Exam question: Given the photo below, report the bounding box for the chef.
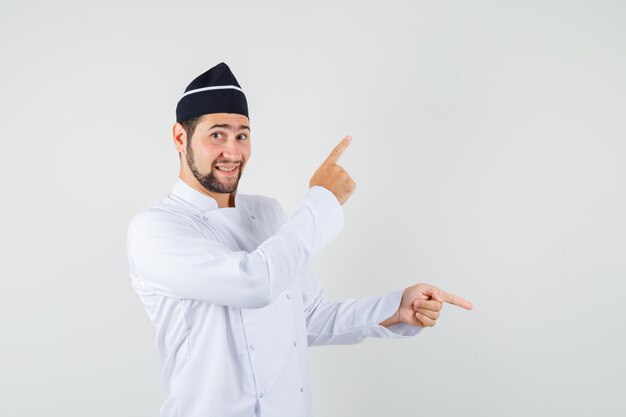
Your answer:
[127,62,473,417]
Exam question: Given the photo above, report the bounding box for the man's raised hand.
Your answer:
[309,135,356,205]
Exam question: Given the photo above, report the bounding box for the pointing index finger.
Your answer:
[440,291,473,310]
[324,135,352,165]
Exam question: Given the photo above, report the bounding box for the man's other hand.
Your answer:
[309,136,356,205]
[380,283,473,328]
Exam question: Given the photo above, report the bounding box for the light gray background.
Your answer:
[1,0,625,416]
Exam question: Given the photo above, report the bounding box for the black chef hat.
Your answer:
[175,62,249,122]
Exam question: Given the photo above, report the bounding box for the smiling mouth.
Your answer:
[215,164,240,176]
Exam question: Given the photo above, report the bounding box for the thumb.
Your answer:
[431,289,445,303]
[415,283,439,300]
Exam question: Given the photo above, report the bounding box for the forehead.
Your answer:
[198,113,250,128]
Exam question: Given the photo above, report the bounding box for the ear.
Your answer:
[172,122,187,154]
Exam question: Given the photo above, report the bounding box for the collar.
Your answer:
[170,178,220,214]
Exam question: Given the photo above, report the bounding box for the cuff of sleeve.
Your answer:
[358,289,423,339]
[300,186,344,254]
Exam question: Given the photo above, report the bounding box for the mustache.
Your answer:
[213,160,243,165]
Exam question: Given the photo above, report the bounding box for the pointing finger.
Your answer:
[323,135,352,165]
[438,290,473,310]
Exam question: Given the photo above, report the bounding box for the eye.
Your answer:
[237,134,248,141]
[210,132,223,140]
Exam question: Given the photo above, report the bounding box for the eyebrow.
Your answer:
[209,123,250,131]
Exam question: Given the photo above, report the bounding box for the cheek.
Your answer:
[243,143,252,160]
[199,143,222,160]
[193,144,221,167]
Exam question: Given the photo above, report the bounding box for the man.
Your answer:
[127,62,472,417]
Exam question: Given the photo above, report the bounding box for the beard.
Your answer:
[186,142,243,194]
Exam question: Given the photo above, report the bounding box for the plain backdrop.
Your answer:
[1,1,625,416]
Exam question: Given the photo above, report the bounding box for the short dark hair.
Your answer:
[179,116,201,159]
[181,116,201,139]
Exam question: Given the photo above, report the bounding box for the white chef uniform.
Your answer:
[127,178,421,417]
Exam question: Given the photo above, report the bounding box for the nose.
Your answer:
[222,139,242,161]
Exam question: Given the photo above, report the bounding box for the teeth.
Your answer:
[216,166,237,172]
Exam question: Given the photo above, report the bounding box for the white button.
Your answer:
[286,294,291,300]
[293,341,297,347]
[202,216,208,221]
[250,215,256,219]
[249,345,254,350]
[300,387,303,393]
[259,392,264,399]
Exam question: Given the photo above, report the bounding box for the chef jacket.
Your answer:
[127,178,421,417]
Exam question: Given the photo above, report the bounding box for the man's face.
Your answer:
[184,113,251,195]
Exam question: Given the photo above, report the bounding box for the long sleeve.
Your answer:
[127,186,343,309]
[300,267,422,346]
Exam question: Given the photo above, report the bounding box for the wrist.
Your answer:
[379,310,401,328]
